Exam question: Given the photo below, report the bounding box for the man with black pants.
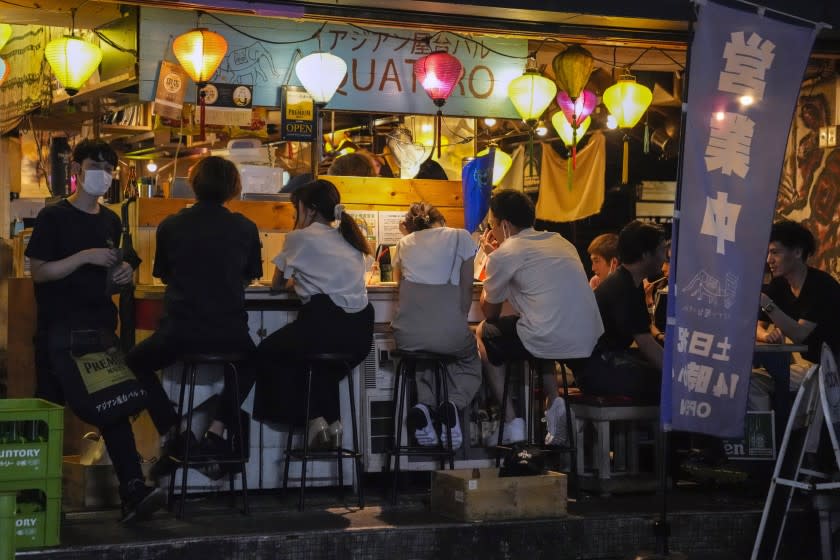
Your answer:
[576,220,668,403]
[125,156,262,482]
[26,139,175,523]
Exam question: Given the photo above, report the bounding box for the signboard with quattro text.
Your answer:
[138,8,527,118]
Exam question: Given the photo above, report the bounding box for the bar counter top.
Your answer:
[134,282,484,300]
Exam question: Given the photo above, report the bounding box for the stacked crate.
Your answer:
[0,399,63,549]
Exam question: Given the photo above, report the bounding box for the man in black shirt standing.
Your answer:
[576,220,668,402]
[26,139,174,523]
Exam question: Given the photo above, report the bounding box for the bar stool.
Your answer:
[169,352,250,519]
[387,350,456,505]
[282,353,364,512]
[496,357,578,497]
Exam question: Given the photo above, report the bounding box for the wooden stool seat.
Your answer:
[570,399,659,496]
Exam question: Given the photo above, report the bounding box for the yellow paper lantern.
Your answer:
[551,45,594,99]
[508,69,557,125]
[603,72,653,184]
[551,113,591,147]
[295,52,347,105]
[44,36,102,96]
[602,73,653,129]
[172,28,227,85]
[477,145,513,186]
[0,24,12,52]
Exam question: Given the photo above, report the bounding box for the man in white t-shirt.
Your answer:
[477,190,604,446]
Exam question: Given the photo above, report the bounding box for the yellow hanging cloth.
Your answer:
[536,131,606,222]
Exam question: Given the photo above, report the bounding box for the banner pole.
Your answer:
[634,6,697,560]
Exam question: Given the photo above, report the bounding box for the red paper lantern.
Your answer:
[414,51,464,158]
[414,51,464,107]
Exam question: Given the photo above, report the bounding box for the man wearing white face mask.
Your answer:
[26,139,173,523]
[476,190,603,447]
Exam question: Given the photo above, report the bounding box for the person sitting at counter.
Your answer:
[477,190,603,447]
[126,156,263,481]
[253,179,374,441]
[391,202,481,450]
[587,233,619,290]
[575,220,667,403]
[25,139,172,523]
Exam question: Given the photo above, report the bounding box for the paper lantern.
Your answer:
[477,145,513,186]
[507,69,556,125]
[551,45,594,100]
[295,52,347,105]
[44,36,102,96]
[414,51,464,158]
[602,73,653,129]
[0,57,8,87]
[552,114,591,147]
[556,89,597,127]
[414,51,463,107]
[172,28,227,85]
[603,72,652,183]
[173,27,228,141]
[0,24,12,52]
[552,113,591,191]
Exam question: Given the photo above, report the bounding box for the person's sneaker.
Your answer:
[502,417,526,444]
[149,430,197,481]
[195,431,241,481]
[406,403,439,446]
[544,397,568,446]
[120,479,165,524]
[438,401,463,450]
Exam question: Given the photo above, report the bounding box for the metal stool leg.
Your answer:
[345,364,364,508]
[282,418,293,495]
[496,366,511,467]
[168,361,190,511]
[391,358,408,505]
[228,362,249,515]
[178,363,199,519]
[437,361,454,470]
[559,362,578,499]
[298,362,314,512]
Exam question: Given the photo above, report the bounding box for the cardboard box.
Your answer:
[62,456,121,509]
[431,468,567,522]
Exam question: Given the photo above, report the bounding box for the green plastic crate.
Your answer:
[0,477,61,549]
[0,399,64,481]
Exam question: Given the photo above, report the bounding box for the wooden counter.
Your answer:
[135,175,465,231]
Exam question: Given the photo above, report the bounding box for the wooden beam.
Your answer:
[136,176,466,230]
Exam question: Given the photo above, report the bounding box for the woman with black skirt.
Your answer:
[254,179,374,436]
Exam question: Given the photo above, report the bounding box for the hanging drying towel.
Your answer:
[536,131,606,223]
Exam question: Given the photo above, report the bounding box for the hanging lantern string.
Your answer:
[172,12,685,68]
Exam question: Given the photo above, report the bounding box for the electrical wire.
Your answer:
[94,30,138,56]
[201,11,326,45]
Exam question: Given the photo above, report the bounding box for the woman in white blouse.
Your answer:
[254,180,374,431]
[391,203,481,450]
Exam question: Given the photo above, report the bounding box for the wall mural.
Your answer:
[777,70,840,281]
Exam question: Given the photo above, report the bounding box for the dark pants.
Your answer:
[575,349,661,404]
[36,324,178,492]
[125,327,257,430]
[254,295,374,425]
